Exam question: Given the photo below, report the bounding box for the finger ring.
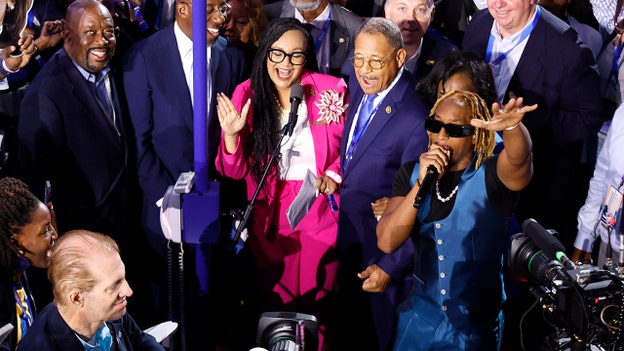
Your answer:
[376,215,381,221]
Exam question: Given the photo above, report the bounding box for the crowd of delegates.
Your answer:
[0,0,620,350]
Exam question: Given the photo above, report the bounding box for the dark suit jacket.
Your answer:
[414,29,459,81]
[265,1,363,77]
[122,25,245,253]
[462,8,604,245]
[16,303,163,351]
[18,49,131,240]
[337,70,429,350]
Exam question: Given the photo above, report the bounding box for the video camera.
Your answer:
[508,219,624,350]
[255,312,318,351]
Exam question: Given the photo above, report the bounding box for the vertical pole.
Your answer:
[192,0,208,194]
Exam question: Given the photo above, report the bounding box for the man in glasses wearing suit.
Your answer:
[335,17,429,351]
[122,0,245,346]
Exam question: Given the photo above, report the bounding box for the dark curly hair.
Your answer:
[417,51,497,109]
[248,17,318,182]
[0,177,40,269]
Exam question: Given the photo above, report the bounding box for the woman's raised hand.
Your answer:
[216,93,250,137]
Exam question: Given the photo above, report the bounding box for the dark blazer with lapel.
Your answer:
[462,8,604,243]
[16,302,164,351]
[337,69,429,350]
[265,1,363,77]
[18,49,130,239]
[122,24,245,252]
[414,29,458,81]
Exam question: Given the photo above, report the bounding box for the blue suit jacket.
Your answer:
[16,303,164,351]
[337,69,429,350]
[462,7,604,243]
[122,25,245,252]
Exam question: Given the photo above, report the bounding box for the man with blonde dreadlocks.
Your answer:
[377,90,536,351]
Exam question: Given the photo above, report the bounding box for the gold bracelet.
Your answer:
[504,123,520,131]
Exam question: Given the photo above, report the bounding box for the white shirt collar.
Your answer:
[294,3,331,27]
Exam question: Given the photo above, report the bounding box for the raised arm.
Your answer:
[472,96,536,191]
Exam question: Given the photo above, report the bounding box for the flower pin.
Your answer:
[313,89,348,126]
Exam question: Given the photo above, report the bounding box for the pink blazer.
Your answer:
[215,70,349,233]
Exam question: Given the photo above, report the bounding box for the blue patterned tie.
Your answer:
[343,94,377,171]
[354,94,376,133]
[94,72,113,117]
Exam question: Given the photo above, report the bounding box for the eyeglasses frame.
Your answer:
[350,49,398,70]
[266,48,307,66]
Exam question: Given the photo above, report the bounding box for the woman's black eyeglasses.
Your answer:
[425,117,475,138]
[267,48,306,66]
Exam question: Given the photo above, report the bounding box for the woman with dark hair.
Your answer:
[216,17,348,350]
[0,0,33,48]
[417,50,498,108]
[0,177,57,350]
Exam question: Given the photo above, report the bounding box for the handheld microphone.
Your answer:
[522,218,576,270]
[413,165,438,209]
[286,85,304,136]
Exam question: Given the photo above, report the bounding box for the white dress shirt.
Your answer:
[575,105,624,255]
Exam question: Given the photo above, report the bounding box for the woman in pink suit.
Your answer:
[215,18,348,350]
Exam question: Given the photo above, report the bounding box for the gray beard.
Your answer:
[291,0,321,12]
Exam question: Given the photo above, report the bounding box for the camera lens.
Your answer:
[268,339,297,351]
[262,321,298,351]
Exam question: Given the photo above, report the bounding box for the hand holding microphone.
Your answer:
[413,146,451,209]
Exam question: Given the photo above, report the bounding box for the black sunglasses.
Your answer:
[425,117,475,138]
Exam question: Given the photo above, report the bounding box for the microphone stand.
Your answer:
[230,121,295,249]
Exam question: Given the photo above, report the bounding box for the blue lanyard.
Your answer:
[485,6,541,65]
[13,284,33,341]
[611,40,624,89]
[313,12,331,53]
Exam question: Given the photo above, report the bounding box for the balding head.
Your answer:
[63,0,116,73]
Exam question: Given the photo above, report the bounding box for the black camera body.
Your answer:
[256,312,318,351]
[509,230,624,349]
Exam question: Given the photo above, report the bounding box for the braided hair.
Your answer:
[248,17,317,183]
[0,177,40,269]
[430,90,496,170]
